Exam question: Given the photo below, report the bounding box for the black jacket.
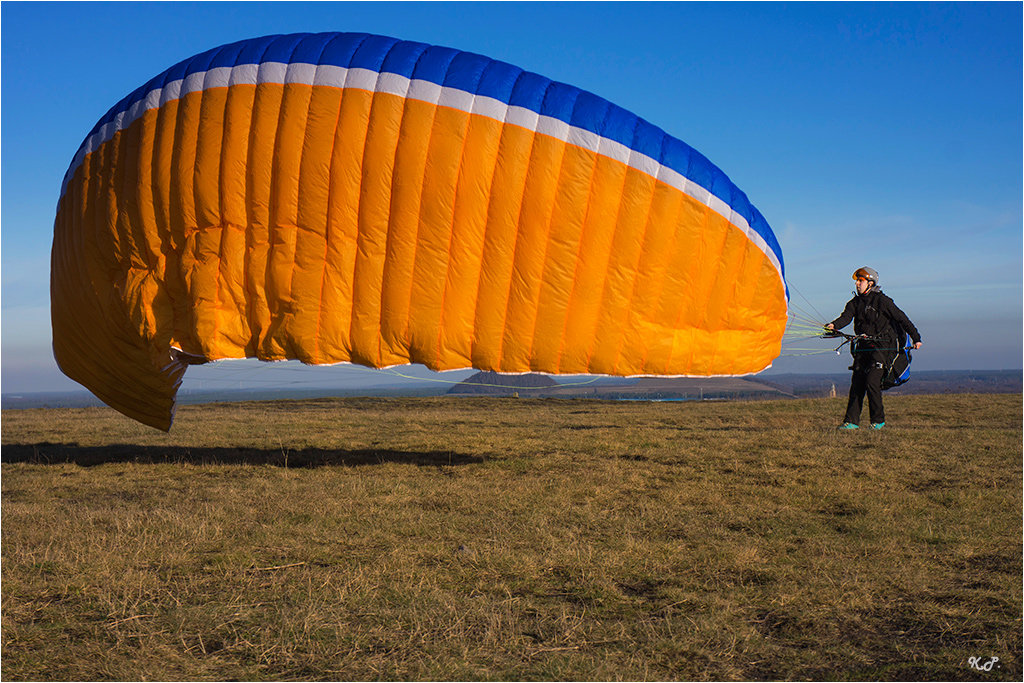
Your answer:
[830,288,921,344]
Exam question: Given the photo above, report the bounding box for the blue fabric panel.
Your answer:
[208,41,247,73]
[569,91,608,137]
[756,213,783,270]
[477,61,522,103]
[160,53,193,88]
[180,50,214,81]
[540,82,577,123]
[410,45,460,85]
[442,51,491,93]
[290,33,332,64]
[630,119,667,163]
[260,34,312,64]
[319,33,367,68]
[708,167,732,204]
[66,31,786,278]
[348,34,400,72]
[661,139,694,183]
[235,34,281,67]
[508,71,549,112]
[730,192,752,224]
[602,105,637,149]
[688,151,716,195]
[380,41,430,78]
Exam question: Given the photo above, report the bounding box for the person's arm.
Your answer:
[883,297,922,348]
[825,299,856,331]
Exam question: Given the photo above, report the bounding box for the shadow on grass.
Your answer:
[1,443,483,468]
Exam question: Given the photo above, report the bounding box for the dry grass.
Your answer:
[2,394,1021,680]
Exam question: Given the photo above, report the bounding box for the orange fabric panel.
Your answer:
[318,87,373,362]
[406,104,469,368]
[53,134,185,431]
[441,113,503,369]
[379,97,435,359]
[349,92,405,367]
[245,83,284,359]
[556,156,631,374]
[586,162,665,375]
[293,86,344,364]
[194,88,227,233]
[499,133,568,371]
[530,144,598,372]
[470,124,535,371]
[53,79,787,431]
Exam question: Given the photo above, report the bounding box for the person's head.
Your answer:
[852,267,877,295]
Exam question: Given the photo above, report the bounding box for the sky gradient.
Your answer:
[2,1,1021,394]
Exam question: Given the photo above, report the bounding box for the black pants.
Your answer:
[844,364,885,425]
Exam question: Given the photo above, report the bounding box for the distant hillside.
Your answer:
[447,373,793,400]
[448,371,558,395]
[760,370,1022,398]
[4,370,1019,410]
[886,370,1022,395]
[447,370,1021,401]
[544,376,794,401]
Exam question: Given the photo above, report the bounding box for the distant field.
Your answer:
[2,394,1021,680]
[4,369,1019,410]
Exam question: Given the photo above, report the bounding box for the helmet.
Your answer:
[852,267,878,283]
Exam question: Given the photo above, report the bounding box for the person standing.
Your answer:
[825,267,922,430]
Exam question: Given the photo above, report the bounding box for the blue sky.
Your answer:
[2,1,1021,394]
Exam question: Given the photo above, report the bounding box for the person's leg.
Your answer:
[865,364,885,425]
[843,371,866,424]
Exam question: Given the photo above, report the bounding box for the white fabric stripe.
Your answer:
[160,79,182,106]
[142,88,162,112]
[203,66,233,89]
[181,70,207,97]
[345,67,378,91]
[505,105,539,131]
[628,147,660,178]
[567,125,600,153]
[472,94,506,119]
[598,136,632,168]
[257,62,287,84]
[536,114,570,141]
[375,72,410,98]
[285,62,317,85]
[407,78,442,105]
[282,62,313,85]
[313,64,347,88]
[437,85,474,114]
[230,64,259,86]
[59,62,783,279]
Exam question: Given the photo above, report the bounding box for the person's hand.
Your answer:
[913,341,922,350]
[824,323,834,331]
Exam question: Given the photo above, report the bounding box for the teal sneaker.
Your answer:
[838,422,859,430]
[871,422,885,430]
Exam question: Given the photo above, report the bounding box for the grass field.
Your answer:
[2,393,1021,681]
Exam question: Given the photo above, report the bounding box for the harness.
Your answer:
[820,329,913,390]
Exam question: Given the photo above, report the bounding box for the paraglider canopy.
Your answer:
[51,32,788,430]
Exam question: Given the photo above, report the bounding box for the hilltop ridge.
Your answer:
[3,370,1019,410]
